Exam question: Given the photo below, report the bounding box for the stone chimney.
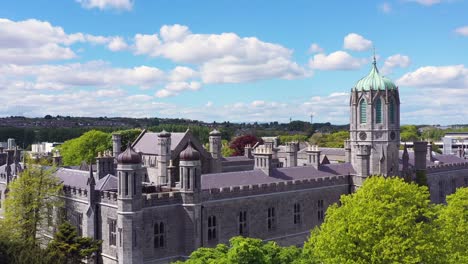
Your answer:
[306,145,321,169]
[52,150,62,167]
[284,142,298,167]
[112,133,122,158]
[457,147,464,158]
[413,142,427,171]
[244,144,253,158]
[344,139,351,163]
[96,151,115,180]
[166,160,176,188]
[426,142,433,162]
[253,145,273,175]
[209,129,222,173]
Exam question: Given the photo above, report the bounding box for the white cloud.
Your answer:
[343,33,373,52]
[309,51,368,70]
[406,0,442,6]
[156,81,202,98]
[308,43,324,54]
[76,0,133,10]
[132,25,307,83]
[454,26,468,36]
[205,101,213,107]
[0,18,129,64]
[107,37,128,51]
[381,54,411,75]
[397,65,468,88]
[379,2,392,13]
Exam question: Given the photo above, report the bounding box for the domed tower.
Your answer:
[350,57,400,185]
[116,145,143,264]
[179,142,201,193]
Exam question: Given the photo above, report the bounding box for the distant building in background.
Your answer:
[31,142,62,154]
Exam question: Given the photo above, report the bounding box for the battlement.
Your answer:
[426,161,468,173]
[201,175,350,201]
[62,185,89,200]
[143,191,182,207]
[100,190,118,204]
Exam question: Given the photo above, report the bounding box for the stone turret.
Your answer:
[116,145,143,264]
[209,129,222,173]
[306,145,321,169]
[253,145,273,175]
[284,142,298,167]
[86,165,97,240]
[167,160,176,188]
[157,130,171,185]
[112,133,122,158]
[179,142,201,194]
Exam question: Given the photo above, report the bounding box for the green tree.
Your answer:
[47,221,101,264]
[279,134,308,143]
[113,128,142,150]
[400,125,420,142]
[436,187,468,263]
[58,130,111,165]
[309,131,349,148]
[3,164,63,247]
[305,176,443,264]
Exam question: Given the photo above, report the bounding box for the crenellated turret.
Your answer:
[157,130,171,185]
[253,145,273,175]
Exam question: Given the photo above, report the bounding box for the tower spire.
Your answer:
[372,46,376,66]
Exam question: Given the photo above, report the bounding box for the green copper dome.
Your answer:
[354,60,397,91]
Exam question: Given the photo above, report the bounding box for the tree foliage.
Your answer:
[305,176,444,264]
[229,135,263,156]
[174,236,302,264]
[400,125,420,142]
[3,164,63,247]
[309,131,349,148]
[47,221,101,264]
[279,134,308,143]
[436,188,468,263]
[58,130,111,165]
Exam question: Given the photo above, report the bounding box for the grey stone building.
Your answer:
[1,60,468,264]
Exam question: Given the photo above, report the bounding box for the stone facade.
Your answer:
[0,61,467,264]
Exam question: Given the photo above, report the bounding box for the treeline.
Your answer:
[175,177,468,264]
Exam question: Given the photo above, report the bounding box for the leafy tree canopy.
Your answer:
[58,130,111,165]
[400,125,420,142]
[309,131,349,148]
[436,188,468,263]
[229,135,263,156]
[304,176,444,264]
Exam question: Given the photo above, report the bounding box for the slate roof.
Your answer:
[55,168,90,189]
[132,132,186,155]
[398,150,466,166]
[202,163,354,189]
[95,174,117,191]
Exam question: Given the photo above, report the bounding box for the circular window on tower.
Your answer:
[390,131,396,140]
[359,131,367,140]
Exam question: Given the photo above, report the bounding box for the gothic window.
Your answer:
[154,222,165,248]
[293,203,301,225]
[360,99,367,124]
[267,207,276,231]
[133,172,137,195]
[208,216,217,241]
[238,211,247,235]
[109,219,117,246]
[376,98,383,124]
[451,178,456,194]
[389,99,395,124]
[187,169,191,189]
[317,200,324,222]
[118,172,121,195]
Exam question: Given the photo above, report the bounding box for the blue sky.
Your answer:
[0,0,467,124]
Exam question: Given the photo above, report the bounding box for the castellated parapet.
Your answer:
[201,174,350,201]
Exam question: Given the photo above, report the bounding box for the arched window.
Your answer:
[376,98,382,124]
[389,99,395,124]
[208,216,217,241]
[360,99,367,124]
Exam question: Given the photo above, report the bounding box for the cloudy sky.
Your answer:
[1,0,467,124]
